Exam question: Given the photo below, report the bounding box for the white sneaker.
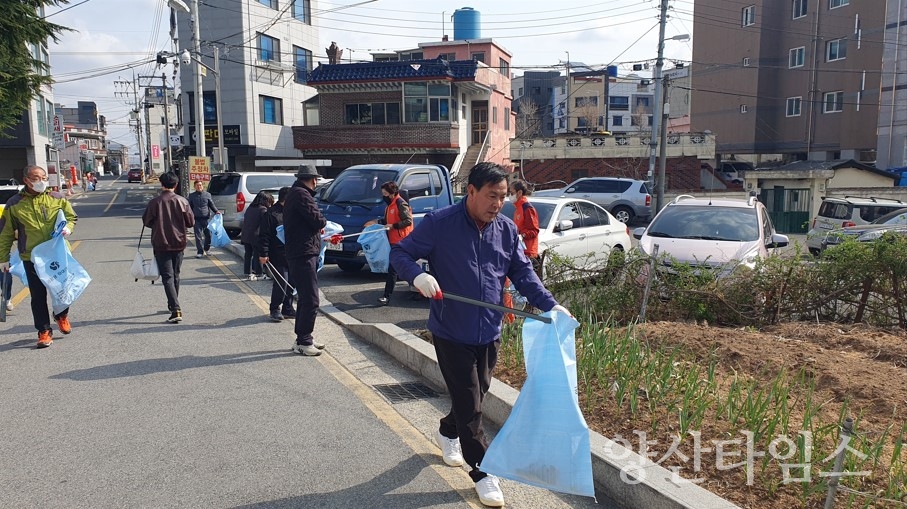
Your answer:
[195,254,203,259]
[475,475,504,507]
[435,430,464,467]
[248,275,258,281]
[5,302,12,311]
[292,343,322,356]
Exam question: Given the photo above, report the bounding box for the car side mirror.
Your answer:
[768,233,789,248]
[554,220,574,232]
[633,227,646,240]
[565,187,576,194]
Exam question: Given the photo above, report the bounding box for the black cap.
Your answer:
[295,164,321,179]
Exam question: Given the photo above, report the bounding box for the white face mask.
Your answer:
[30,180,48,193]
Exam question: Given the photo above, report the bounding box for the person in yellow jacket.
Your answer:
[365,181,413,305]
[0,165,77,348]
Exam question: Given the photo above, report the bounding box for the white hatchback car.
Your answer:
[501,196,632,274]
[633,195,789,278]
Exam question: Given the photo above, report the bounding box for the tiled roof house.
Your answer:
[293,39,515,181]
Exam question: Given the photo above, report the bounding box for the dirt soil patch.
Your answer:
[494,321,907,509]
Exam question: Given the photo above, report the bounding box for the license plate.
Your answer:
[326,242,343,251]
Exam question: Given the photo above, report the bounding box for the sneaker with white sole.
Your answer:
[435,430,464,467]
[5,302,12,311]
[474,475,504,507]
[292,343,322,356]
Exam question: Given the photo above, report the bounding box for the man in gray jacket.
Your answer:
[187,180,220,258]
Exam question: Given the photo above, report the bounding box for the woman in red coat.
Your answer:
[365,181,413,305]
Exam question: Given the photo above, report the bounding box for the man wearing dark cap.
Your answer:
[283,165,327,356]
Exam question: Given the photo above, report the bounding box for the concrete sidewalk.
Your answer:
[223,242,740,509]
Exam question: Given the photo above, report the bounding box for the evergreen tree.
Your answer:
[0,1,71,135]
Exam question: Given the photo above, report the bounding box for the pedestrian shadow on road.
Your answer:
[230,455,465,509]
[49,350,288,381]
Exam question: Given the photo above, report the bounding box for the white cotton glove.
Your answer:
[413,273,443,299]
[0,262,9,272]
[551,304,573,317]
[61,227,71,237]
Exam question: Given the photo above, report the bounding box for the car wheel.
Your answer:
[612,206,634,224]
[808,247,821,257]
[337,262,365,272]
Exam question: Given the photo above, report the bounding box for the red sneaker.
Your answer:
[56,315,72,335]
[37,330,53,348]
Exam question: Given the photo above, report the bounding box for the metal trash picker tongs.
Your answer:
[326,226,391,245]
[442,291,552,324]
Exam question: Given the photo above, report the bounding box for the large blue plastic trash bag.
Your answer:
[30,210,92,315]
[9,250,28,286]
[317,221,344,272]
[207,214,231,248]
[357,224,390,273]
[480,310,595,498]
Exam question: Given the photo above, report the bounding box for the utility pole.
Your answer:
[564,51,570,134]
[114,73,146,179]
[190,0,205,160]
[646,0,669,200]
[656,75,671,211]
[161,73,173,171]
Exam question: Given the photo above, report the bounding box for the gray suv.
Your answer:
[533,177,652,223]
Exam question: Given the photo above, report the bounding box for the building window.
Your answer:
[829,0,848,8]
[786,97,802,116]
[471,52,485,63]
[609,96,629,111]
[499,58,509,75]
[789,47,805,68]
[636,96,651,109]
[257,0,277,8]
[439,52,456,61]
[743,57,751,67]
[575,97,598,108]
[45,99,53,134]
[612,115,623,126]
[823,91,844,113]
[518,87,524,96]
[504,108,510,130]
[345,103,401,125]
[404,82,454,122]
[259,95,283,124]
[742,5,756,26]
[258,33,280,62]
[292,0,311,23]
[740,104,748,114]
[493,106,498,124]
[793,0,807,18]
[294,46,312,83]
[186,91,218,124]
[36,97,47,136]
[826,38,846,61]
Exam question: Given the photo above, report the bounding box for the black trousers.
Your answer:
[23,261,69,332]
[155,251,183,311]
[433,334,500,482]
[287,254,319,346]
[267,261,295,313]
[193,217,211,254]
[243,242,262,275]
[383,261,398,298]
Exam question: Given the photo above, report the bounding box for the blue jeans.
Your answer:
[193,217,211,255]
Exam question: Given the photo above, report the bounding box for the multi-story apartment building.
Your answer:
[176,0,319,172]
[511,71,565,137]
[877,1,907,170]
[691,0,884,163]
[0,38,56,182]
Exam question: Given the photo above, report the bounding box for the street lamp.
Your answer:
[180,47,226,172]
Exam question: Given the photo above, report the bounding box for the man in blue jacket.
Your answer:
[390,162,570,507]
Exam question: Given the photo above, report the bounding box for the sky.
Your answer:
[47,0,696,155]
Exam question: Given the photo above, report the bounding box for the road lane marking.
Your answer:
[102,189,122,214]
[208,253,481,507]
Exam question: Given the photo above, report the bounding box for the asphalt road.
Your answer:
[0,176,609,509]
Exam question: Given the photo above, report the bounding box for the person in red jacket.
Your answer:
[509,179,540,274]
[365,181,413,305]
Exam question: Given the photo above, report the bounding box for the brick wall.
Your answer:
[522,156,703,191]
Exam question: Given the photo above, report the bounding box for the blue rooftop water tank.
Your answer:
[453,7,481,41]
